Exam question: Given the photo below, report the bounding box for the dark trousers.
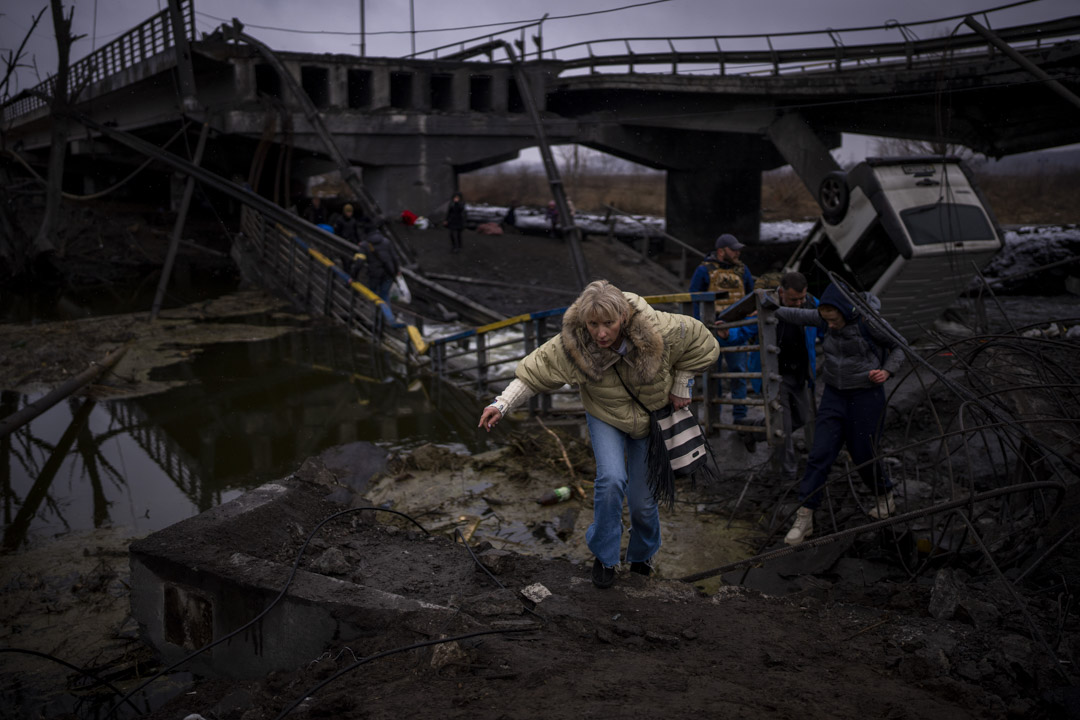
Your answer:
[799,384,891,509]
[449,228,462,251]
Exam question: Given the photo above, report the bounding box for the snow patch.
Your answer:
[462,204,811,244]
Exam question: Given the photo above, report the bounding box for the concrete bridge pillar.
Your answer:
[666,162,762,251]
[370,68,391,109]
[583,126,775,251]
[328,65,348,109]
[450,69,471,112]
[663,133,778,250]
[490,70,510,113]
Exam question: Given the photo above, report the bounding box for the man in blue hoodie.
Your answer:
[689,234,755,426]
[719,272,822,483]
[768,283,904,545]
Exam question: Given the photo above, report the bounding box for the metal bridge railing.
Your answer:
[239,206,429,365]
[543,15,1080,77]
[710,291,782,441]
[107,400,204,504]
[2,0,195,123]
[426,290,784,441]
[419,8,1080,78]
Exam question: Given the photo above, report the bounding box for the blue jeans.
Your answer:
[799,385,892,509]
[718,351,748,422]
[585,413,661,567]
[375,278,393,303]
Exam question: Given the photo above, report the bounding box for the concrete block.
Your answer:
[129,478,462,679]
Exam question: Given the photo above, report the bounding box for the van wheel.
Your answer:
[818,171,849,224]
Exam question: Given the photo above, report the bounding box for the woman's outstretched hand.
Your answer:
[478,406,503,431]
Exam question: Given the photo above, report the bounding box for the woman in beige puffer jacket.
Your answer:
[479,280,718,588]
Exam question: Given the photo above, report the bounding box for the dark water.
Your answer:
[1,325,479,553]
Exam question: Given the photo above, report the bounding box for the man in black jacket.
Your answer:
[331,203,362,244]
[362,220,400,302]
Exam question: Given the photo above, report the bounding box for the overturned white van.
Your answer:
[787,156,1004,340]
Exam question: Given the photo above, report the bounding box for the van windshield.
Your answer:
[900,203,995,246]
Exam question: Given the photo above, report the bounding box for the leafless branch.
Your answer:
[0,7,47,102]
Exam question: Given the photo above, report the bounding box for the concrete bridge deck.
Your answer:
[4,0,1079,248]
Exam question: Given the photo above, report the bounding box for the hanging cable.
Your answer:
[195,0,1043,39]
[271,625,540,720]
[196,0,678,37]
[0,647,143,715]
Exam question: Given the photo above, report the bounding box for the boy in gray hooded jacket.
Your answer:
[770,283,905,545]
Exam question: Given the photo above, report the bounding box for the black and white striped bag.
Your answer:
[614,366,715,509]
[652,405,709,476]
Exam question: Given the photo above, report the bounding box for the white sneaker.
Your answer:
[867,491,896,519]
[784,507,814,546]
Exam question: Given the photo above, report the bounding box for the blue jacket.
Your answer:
[775,284,903,390]
[688,254,755,320]
[728,293,822,388]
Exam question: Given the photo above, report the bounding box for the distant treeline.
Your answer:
[460,163,1078,226]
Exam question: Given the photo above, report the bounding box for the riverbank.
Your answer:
[56,442,1080,720]
[2,209,1079,718]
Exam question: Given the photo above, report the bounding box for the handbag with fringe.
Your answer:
[614,367,716,509]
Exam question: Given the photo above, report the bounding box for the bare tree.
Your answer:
[0,7,47,278]
[555,144,584,190]
[0,8,47,107]
[33,0,85,264]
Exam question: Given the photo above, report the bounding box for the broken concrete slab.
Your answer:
[129,479,469,679]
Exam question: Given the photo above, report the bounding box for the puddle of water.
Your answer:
[364,461,757,585]
[0,325,476,553]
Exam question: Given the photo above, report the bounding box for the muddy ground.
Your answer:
[71,439,1080,720]
[2,202,1080,718]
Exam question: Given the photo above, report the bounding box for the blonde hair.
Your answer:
[575,280,630,323]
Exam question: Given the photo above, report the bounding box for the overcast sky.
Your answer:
[2,0,1078,161]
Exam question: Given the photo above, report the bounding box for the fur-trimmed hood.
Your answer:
[514,291,718,437]
[560,292,664,385]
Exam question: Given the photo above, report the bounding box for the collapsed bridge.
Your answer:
[4,0,1080,250]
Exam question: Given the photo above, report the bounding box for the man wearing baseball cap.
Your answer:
[689,233,756,427]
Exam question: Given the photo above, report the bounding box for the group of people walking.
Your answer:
[479,231,904,589]
[304,199,401,303]
[690,232,902,544]
[302,189,902,586]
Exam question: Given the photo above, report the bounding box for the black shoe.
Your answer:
[591,558,615,589]
[738,431,757,453]
[629,561,652,577]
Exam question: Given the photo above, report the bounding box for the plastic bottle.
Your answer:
[536,486,572,506]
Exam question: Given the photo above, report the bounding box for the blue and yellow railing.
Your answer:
[237,205,779,437]
[425,292,725,413]
[239,207,429,361]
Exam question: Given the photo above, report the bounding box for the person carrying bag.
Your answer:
[478,280,718,589]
